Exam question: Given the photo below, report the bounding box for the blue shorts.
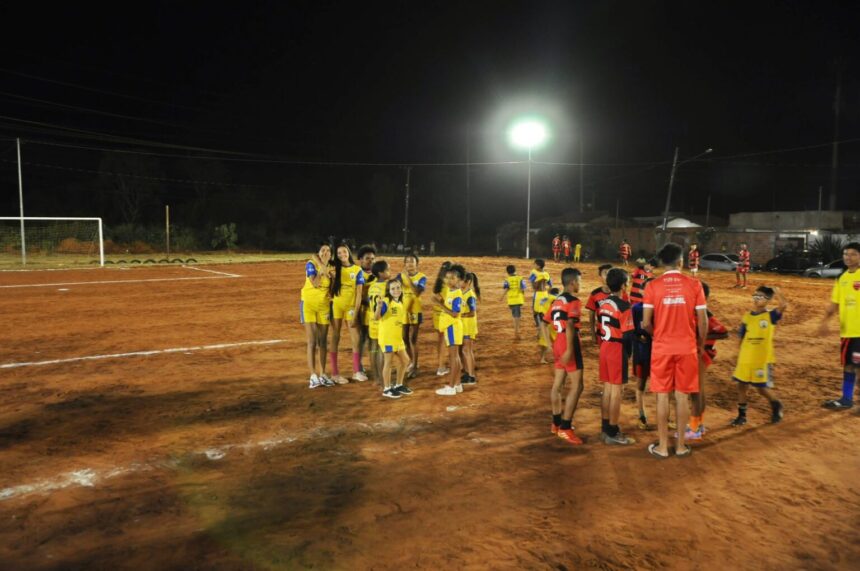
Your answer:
[509,304,522,318]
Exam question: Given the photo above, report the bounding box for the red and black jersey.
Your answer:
[738,249,750,270]
[562,239,571,255]
[630,269,653,302]
[596,295,634,343]
[552,237,561,251]
[543,292,582,334]
[619,243,632,259]
[688,249,700,270]
[702,312,728,364]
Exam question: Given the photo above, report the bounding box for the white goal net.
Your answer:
[0,217,105,267]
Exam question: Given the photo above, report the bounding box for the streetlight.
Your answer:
[661,147,713,232]
[508,118,549,258]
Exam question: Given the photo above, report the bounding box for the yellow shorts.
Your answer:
[369,319,380,340]
[332,295,357,321]
[443,320,464,347]
[380,339,405,353]
[300,297,330,325]
[463,318,478,340]
[733,363,774,387]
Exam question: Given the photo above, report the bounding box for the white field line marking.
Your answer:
[0,404,482,502]
[0,274,239,289]
[0,339,287,369]
[182,264,241,278]
[0,266,103,273]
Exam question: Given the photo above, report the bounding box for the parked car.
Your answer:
[699,253,738,271]
[764,251,822,274]
[803,259,846,278]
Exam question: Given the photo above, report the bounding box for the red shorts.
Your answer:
[650,352,699,393]
[737,265,750,274]
[841,338,860,367]
[553,248,560,254]
[599,341,629,385]
[553,331,583,372]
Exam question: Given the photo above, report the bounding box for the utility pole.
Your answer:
[661,147,680,232]
[615,198,620,228]
[705,194,711,228]
[579,137,584,213]
[465,126,471,246]
[403,167,411,248]
[16,138,25,265]
[829,62,842,210]
[818,185,823,230]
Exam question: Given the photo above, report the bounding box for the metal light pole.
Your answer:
[525,147,532,258]
[508,118,548,259]
[16,138,25,265]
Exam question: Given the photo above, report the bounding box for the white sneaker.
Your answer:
[455,384,463,393]
[319,374,336,387]
[352,371,369,382]
[436,385,457,396]
[309,374,322,389]
[333,375,350,385]
[436,367,450,376]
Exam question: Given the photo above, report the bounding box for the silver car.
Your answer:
[803,259,846,278]
[699,253,738,271]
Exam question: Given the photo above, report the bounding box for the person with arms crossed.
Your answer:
[642,243,708,459]
[301,241,336,388]
[819,242,860,409]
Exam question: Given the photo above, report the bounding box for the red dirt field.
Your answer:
[0,258,857,570]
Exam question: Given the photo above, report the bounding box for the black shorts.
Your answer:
[533,312,542,327]
[841,338,860,367]
[509,304,522,318]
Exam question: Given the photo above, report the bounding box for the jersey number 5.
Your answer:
[599,315,612,341]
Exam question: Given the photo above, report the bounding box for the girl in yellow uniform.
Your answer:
[366,260,391,385]
[435,264,466,396]
[329,244,367,384]
[398,253,428,378]
[376,279,413,399]
[533,279,554,363]
[301,242,334,388]
[461,272,481,385]
[431,261,453,377]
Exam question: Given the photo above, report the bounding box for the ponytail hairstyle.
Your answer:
[466,272,481,300]
[330,243,355,297]
[433,260,453,294]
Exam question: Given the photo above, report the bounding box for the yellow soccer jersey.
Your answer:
[503,275,526,306]
[831,269,860,338]
[735,309,782,371]
[365,279,387,326]
[334,264,365,301]
[462,289,478,336]
[439,288,464,330]
[400,271,428,314]
[433,285,450,316]
[301,258,331,301]
[378,298,406,347]
[533,290,553,314]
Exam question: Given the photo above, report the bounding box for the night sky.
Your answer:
[0,1,857,249]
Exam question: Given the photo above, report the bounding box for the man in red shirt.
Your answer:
[597,268,636,445]
[619,240,632,266]
[642,242,708,459]
[562,235,572,262]
[545,268,585,445]
[552,234,561,262]
[688,243,700,276]
[735,243,750,288]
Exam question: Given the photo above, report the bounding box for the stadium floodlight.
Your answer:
[508,117,550,259]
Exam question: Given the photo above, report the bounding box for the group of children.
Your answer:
[551,234,581,263]
[300,242,480,399]
[501,255,789,449]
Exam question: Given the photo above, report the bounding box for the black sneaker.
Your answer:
[393,384,413,396]
[730,415,747,427]
[382,388,401,399]
[461,375,477,385]
[771,401,784,423]
[823,398,853,410]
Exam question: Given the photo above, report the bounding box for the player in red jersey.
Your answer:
[552,234,561,262]
[642,242,708,459]
[545,268,585,445]
[586,264,613,343]
[735,242,751,288]
[629,258,654,304]
[597,268,636,445]
[686,281,729,441]
[562,235,572,262]
[619,240,632,267]
[688,243,700,276]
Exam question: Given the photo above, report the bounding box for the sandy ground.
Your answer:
[0,258,857,570]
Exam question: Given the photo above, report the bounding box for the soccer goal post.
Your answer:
[0,217,105,267]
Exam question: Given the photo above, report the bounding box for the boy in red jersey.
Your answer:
[562,235,572,262]
[688,243,700,276]
[642,242,708,459]
[597,268,636,445]
[546,268,585,445]
[735,243,751,288]
[552,234,561,262]
[629,258,654,304]
[685,281,729,441]
[619,240,632,267]
[586,264,613,343]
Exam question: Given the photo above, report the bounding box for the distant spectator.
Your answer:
[420,244,426,254]
[397,243,404,253]
[430,241,436,255]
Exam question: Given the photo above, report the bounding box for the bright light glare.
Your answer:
[810,230,819,236]
[508,119,548,150]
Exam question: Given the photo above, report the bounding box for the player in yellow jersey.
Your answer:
[574,242,582,263]
[398,253,428,378]
[431,261,453,376]
[533,279,554,363]
[329,244,367,384]
[730,286,787,426]
[500,264,526,338]
[376,279,413,399]
[366,260,391,386]
[301,242,334,389]
[435,264,466,395]
[460,272,480,385]
[355,245,376,379]
[820,242,860,409]
[528,259,552,330]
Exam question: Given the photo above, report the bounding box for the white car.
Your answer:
[698,253,738,271]
[803,259,846,278]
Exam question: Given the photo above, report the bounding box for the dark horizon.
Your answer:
[0,1,858,248]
